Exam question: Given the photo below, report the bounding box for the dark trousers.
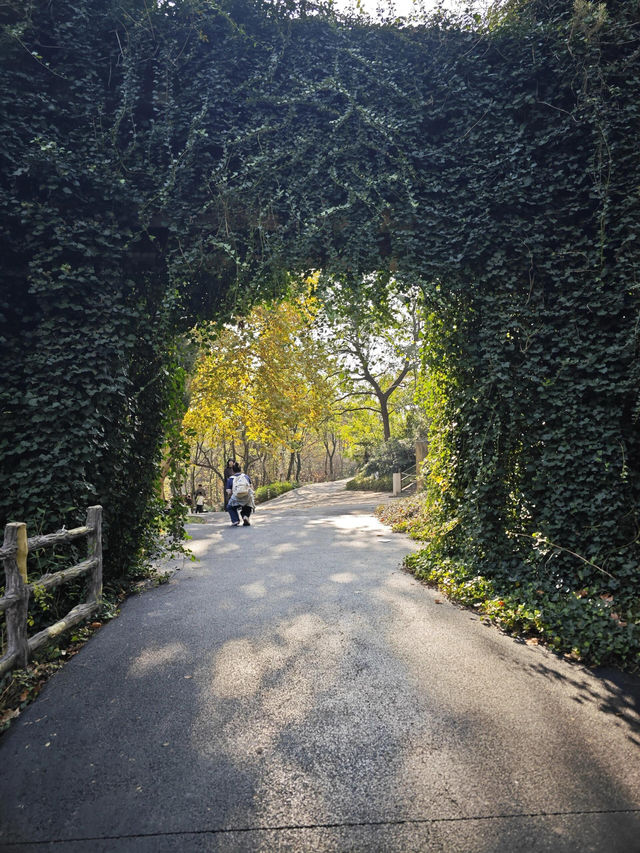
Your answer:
[228,504,252,524]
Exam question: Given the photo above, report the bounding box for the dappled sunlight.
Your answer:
[277,612,333,646]
[265,542,299,556]
[258,480,392,514]
[307,513,386,532]
[165,486,640,839]
[329,571,358,584]
[3,480,636,852]
[240,580,268,599]
[191,612,348,828]
[266,571,297,586]
[204,614,341,704]
[372,573,438,628]
[186,535,224,558]
[209,637,281,699]
[128,642,188,677]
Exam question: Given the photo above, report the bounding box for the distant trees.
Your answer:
[182,295,344,501]
[180,280,426,500]
[315,276,423,444]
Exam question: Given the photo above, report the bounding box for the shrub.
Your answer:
[346,473,392,492]
[362,439,415,478]
[377,490,456,543]
[254,481,298,504]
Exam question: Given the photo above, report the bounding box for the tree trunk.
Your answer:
[287,451,295,481]
[379,396,391,441]
[324,434,337,480]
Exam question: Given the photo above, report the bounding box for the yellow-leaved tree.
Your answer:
[182,295,338,501]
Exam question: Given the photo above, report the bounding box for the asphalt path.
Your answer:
[0,481,639,852]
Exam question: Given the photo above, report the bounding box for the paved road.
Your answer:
[1,481,639,852]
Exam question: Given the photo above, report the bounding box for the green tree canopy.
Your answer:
[315,275,422,441]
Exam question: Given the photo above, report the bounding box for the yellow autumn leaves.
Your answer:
[183,295,336,455]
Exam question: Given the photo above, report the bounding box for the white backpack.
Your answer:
[232,473,251,501]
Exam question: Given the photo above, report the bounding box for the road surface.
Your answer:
[0,481,639,851]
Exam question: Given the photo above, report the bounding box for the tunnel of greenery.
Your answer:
[1,0,638,662]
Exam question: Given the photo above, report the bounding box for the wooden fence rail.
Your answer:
[0,506,102,678]
[401,464,417,494]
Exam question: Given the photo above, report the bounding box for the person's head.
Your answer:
[227,459,234,468]
[233,462,241,474]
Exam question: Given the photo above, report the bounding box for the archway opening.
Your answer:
[2,0,639,664]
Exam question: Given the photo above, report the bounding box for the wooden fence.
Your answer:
[0,506,102,678]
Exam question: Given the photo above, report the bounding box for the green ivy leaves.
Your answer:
[1,0,639,630]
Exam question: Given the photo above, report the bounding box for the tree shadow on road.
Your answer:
[521,659,640,746]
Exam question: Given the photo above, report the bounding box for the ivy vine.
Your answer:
[1,0,638,635]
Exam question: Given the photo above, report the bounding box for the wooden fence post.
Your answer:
[85,506,103,605]
[3,522,29,670]
[16,522,28,583]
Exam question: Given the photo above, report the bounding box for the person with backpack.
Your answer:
[226,461,254,526]
[222,458,235,510]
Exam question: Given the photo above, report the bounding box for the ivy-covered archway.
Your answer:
[1,0,638,654]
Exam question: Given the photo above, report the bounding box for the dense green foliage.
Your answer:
[409,1,640,658]
[254,480,298,503]
[1,0,639,648]
[361,438,415,478]
[0,0,191,578]
[346,473,393,491]
[346,437,413,492]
